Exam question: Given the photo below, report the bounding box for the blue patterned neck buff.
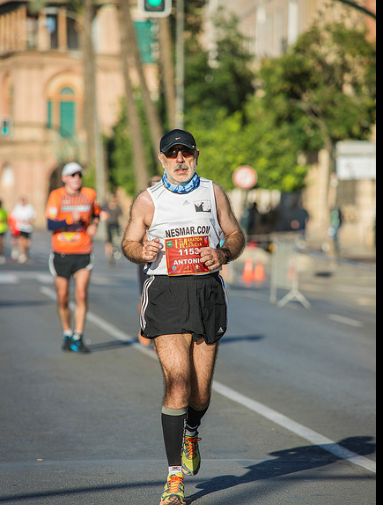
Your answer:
[162,172,200,194]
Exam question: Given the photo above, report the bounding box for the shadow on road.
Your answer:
[88,339,137,352]
[0,480,161,504]
[220,334,264,344]
[87,335,264,352]
[0,437,375,505]
[0,300,51,308]
[187,436,376,505]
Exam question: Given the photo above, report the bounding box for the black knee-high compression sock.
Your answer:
[186,404,209,435]
[161,407,187,468]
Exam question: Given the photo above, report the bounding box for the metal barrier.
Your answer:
[270,234,311,309]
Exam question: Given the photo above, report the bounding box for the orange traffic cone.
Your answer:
[253,261,266,283]
[242,258,254,284]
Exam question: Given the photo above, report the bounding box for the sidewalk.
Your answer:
[226,239,376,312]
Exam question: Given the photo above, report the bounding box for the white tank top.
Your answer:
[146,178,224,276]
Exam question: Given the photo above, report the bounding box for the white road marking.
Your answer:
[0,274,19,284]
[328,314,363,328]
[0,271,53,284]
[39,285,376,474]
[40,286,158,361]
[212,382,376,474]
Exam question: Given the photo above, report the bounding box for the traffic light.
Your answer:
[0,119,11,137]
[138,0,172,18]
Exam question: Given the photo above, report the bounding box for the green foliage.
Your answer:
[258,22,376,150]
[188,103,308,192]
[108,6,376,196]
[106,98,158,196]
[29,0,84,14]
[184,9,256,125]
[82,163,96,189]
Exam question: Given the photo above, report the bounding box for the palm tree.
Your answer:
[118,0,150,190]
[119,0,164,167]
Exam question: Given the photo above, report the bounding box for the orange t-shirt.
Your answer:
[46,187,100,254]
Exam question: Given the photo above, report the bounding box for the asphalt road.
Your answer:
[0,230,376,506]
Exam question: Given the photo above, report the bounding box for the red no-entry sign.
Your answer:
[233,166,258,190]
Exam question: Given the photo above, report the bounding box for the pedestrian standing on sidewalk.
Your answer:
[9,196,37,263]
[46,162,100,353]
[122,129,245,505]
[328,203,343,258]
[0,199,8,264]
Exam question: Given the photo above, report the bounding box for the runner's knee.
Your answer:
[190,393,211,411]
[75,288,87,304]
[165,375,191,404]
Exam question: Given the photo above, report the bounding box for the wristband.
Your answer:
[220,247,231,265]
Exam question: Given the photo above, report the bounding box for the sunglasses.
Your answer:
[70,172,83,178]
[164,147,195,159]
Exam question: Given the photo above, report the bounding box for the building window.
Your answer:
[46,14,59,49]
[67,17,79,50]
[59,88,76,138]
[26,16,38,49]
[47,100,53,129]
[47,85,80,139]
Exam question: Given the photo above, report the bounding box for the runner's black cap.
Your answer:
[160,129,197,153]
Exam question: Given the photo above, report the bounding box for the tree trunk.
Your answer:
[120,0,163,166]
[118,0,149,191]
[158,17,176,129]
[81,0,96,167]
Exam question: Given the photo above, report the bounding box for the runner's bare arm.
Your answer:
[197,184,245,270]
[121,191,161,264]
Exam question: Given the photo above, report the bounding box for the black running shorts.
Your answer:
[140,273,227,345]
[49,253,93,280]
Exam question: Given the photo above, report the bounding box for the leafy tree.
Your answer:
[188,103,308,192]
[259,21,376,153]
[108,8,376,197]
[108,3,256,193]
[184,9,256,126]
[107,98,157,196]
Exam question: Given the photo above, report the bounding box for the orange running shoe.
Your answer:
[160,472,186,505]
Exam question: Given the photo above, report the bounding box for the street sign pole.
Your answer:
[233,166,258,237]
[175,0,185,129]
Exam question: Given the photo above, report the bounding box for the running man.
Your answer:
[122,129,245,505]
[46,162,100,353]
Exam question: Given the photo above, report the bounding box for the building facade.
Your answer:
[204,0,376,249]
[0,0,157,225]
[204,0,376,60]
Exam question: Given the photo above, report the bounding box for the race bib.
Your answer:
[58,232,82,243]
[165,235,210,276]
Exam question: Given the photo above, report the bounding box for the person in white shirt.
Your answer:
[10,197,37,263]
[122,129,245,505]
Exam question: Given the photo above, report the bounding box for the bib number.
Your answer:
[165,235,210,276]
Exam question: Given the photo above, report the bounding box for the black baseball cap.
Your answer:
[160,129,197,153]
